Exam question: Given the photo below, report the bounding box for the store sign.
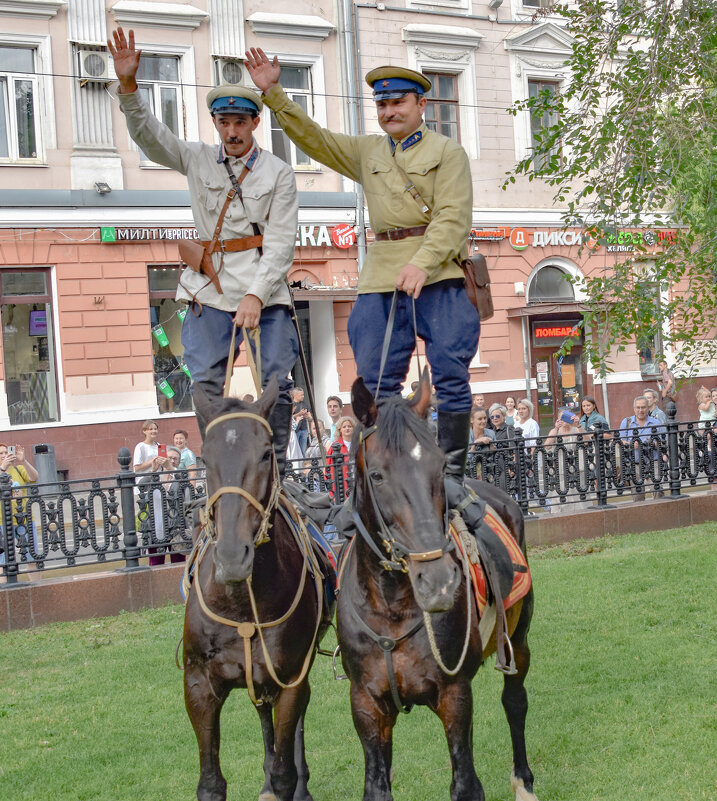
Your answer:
[532,320,583,347]
[330,224,356,249]
[470,226,509,242]
[100,225,355,249]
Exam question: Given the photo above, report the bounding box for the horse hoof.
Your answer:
[258,793,277,801]
[511,771,539,801]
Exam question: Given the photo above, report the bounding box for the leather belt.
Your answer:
[201,235,263,253]
[374,225,428,242]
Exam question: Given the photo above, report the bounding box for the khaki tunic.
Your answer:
[118,91,298,311]
[263,85,471,294]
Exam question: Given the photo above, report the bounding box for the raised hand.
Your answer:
[107,27,141,94]
[244,47,281,94]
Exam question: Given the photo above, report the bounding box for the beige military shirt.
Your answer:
[263,85,471,294]
[118,91,298,311]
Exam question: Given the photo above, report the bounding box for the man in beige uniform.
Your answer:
[109,29,300,472]
[246,50,480,478]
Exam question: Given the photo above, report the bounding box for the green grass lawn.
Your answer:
[1,525,716,801]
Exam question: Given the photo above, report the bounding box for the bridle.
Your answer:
[200,411,280,546]
[351,422,454,572]
[188,408,324,706]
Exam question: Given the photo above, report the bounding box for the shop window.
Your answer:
[0,45,40,162]
[1,268,59,425]
[424,72,460,142]
[148,265,192,413]
[527,265,574,303]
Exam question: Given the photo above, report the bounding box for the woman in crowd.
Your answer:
[468,407,496,480]
[516,398,540,451]
[487,404,514,491]
[504,396,517,426]
[469,408,496,451]
[575,395,609,433]
[305,418,331,461]
[133,420,168,474]
[326,416,356,498]
[488,404,514,444]
[543,411,589,513]
[697,386,716,429]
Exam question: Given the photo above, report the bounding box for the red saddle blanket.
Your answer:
[451,506,532,615]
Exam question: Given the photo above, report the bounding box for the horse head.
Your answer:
[194,379,280,585]
[351,368,460,613]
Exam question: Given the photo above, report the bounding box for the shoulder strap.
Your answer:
[391,153,432,215]
[223,160,263,256]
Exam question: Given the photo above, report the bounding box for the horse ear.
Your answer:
[409,367,432,420]
[255,376,280,419]
[352,377,378,427]
[192,383,217,440]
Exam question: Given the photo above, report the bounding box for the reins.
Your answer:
[186,408,324,706]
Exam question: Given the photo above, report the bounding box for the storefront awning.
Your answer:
[506,302,588,319]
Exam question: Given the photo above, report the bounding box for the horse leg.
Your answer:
[184,666,230,801]
[350,684,397,801]
[435,682,484,801]
[502,599,538,801]
[292,712,313,801]
[257,702,276,801]
[269,682,310,801]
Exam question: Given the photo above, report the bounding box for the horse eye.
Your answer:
[369,470,383,483]
[261,449,272,462]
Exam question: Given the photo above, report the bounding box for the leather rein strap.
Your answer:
[192,409,324,706]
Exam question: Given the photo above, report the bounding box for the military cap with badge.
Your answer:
[206,84,263,116]
[365,66,432,100]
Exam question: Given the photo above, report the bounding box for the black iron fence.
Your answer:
[2,410,715,583]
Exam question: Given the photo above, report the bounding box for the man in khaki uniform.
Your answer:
[246,50,479,478]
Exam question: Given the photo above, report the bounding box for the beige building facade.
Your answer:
[0,0,713,477]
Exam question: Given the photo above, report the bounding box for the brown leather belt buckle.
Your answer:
[386,228,402,241]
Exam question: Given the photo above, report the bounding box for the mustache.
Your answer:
[226,137,242,143]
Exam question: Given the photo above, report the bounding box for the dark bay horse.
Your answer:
[337,372,538,801]
[183,381,334,801]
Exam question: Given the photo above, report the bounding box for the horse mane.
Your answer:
[368,396,437,455]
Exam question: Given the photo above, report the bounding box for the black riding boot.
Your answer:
[268,402,293,480]
[437,410,472,481]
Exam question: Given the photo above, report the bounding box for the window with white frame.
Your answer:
[269,65,312,169]
[136,54,183,163]
[424,72,460,142]
[0,45,40,162]
[403,25,483,159]
[528,78,560,171]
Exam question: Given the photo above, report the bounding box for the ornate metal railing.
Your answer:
[1,409,714,584]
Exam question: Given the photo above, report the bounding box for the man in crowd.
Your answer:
[108,28,299,474]
[619,396,665,501]
[246,50,479,480]
[326,396,343,442]
[643,388,667,424]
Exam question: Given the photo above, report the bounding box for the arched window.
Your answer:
[527,265,575,303]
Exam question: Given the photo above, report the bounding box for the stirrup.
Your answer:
[494,630,517,675]
[331,644,347,681]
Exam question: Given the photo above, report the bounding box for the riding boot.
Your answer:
[437,410,472,481]
[268,402,293,480]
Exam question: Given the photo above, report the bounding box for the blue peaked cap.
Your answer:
[210,96,259,115]
[372,77,426,100]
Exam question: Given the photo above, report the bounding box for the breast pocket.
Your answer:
[201,177,227,213]
[364,159,393,196]
[404,156,441,209]
[241,182,272,224]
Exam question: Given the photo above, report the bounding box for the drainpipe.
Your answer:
[339,0,366,271]
[521,315,532,399]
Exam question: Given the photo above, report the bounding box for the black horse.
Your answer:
[183,381,334,801]
[337,372,538,801]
